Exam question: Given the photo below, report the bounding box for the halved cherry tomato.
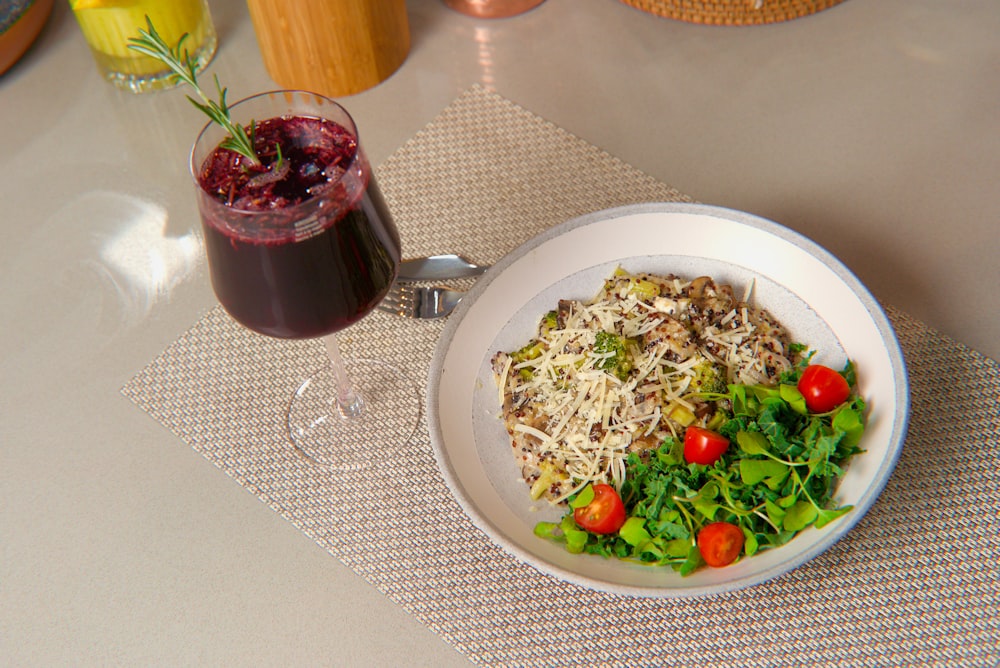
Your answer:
[683,426,729,465]
[573,484,626,534]
[697,522,745,567]
[797,364,851,413]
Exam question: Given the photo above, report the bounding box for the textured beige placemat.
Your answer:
[122,86,1000,666]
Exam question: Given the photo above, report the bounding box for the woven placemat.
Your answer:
[122,86,999,666]
[619,0,846,25]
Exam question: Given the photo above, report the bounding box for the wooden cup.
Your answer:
[246,0,410,97]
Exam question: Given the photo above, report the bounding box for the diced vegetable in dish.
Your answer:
[495,269,866,574]
[491,268,800,504]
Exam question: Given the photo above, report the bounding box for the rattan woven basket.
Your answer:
[619,0,846,25]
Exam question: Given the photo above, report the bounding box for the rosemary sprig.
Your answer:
[127,17,261,166]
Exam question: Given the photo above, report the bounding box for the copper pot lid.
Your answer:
[443,0,546,19]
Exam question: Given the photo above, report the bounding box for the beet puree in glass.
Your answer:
[195,114,400,339]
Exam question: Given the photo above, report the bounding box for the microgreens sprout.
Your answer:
[534,361,866,575]
[127,17,261,166]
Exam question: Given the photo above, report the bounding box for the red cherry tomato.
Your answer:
[697,522,745,567]
[683,426,730,465]
[573,484,627,534]
[797,364,852,413]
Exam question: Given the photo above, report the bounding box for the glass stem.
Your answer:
[324,334,364,418]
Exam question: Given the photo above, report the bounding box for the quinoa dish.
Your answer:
[491,268,801,505]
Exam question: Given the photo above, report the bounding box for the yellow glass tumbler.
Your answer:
[70,0,217,93]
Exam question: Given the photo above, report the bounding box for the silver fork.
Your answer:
[378,283,466,319]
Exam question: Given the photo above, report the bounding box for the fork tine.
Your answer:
[377,282,417,316]
[384,282,408,306]
[378,283,465,318]
[376,299,404,315]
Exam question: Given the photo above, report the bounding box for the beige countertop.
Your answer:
[2,0,997,664]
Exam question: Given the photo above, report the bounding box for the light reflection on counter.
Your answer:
[474,26,495,89]
[91,191,202,327]
[4,190,202,359]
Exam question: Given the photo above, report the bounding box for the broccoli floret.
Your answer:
[512,339,544,362]
[594,331,633,381]
[538,310,558,337]
[691,360,727,395]
[511,340,546,380]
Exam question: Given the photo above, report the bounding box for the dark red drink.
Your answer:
[193,107,400,339]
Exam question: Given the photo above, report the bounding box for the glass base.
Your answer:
[287,357,420,471]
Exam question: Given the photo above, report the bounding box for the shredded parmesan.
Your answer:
[491,269,796,504]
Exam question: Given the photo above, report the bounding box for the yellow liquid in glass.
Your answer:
[71,0,216,92]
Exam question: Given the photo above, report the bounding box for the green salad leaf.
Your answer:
[534,358,866,574]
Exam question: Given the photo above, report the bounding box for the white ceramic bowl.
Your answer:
[428,202,909,597]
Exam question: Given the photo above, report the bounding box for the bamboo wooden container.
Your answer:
[246,0,410,97]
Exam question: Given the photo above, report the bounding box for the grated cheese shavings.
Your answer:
[491,269,797,505]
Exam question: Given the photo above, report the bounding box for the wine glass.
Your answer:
[190,90,419,470]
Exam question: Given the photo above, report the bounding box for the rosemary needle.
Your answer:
[127,17,260,166]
